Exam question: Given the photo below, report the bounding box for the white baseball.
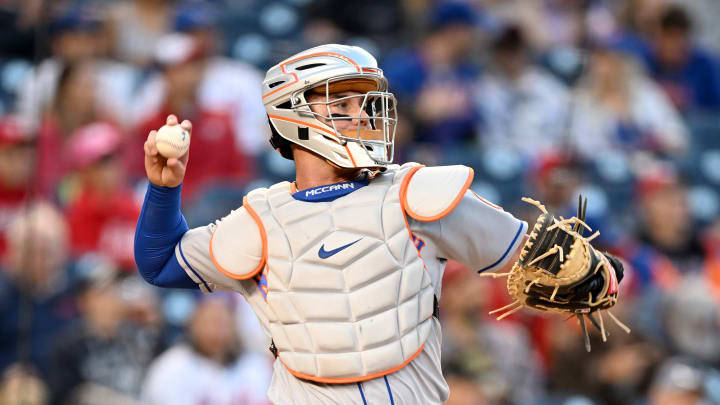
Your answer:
[155,124,190,159]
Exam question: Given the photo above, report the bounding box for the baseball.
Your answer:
[155,124,190,159]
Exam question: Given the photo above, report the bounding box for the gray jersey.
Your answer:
[176,188,527,404]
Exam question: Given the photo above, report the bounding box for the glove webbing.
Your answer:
[480,195,630,351]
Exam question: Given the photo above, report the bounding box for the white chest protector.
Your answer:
[210,163,474,383]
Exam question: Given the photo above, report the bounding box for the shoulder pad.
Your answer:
[209,196,267,280]
[400,165,474,221]
[388,162,423,185]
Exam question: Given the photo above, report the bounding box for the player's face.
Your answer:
[306,90,372,132]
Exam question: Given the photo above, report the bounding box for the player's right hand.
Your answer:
[144,114,191,188]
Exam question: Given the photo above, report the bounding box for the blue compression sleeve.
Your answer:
[134,183,198,289]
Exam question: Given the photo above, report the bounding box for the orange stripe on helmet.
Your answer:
[263,52,363,100]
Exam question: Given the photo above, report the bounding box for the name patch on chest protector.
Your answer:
[292,180,369,202]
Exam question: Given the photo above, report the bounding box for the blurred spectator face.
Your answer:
[0,365,49,405]
[165,60,205,101]
[650,389,702,405]
[656,29,690,68]
[80,281,127,335]
[155,34,206,106]
[174,2,220,54]
[85,155,123,195]
[533,155,581,210]
[640,181,690,247]
[55,62,98,125]
[427,2,477,62]
[649,359,705,405]
[0,143,34,189]
[589,49,626,90]
[493,26,529,79]
[189,298,238,363]
[53,30,101,62]
[654,6,692,69]
[50,9,104,62]
[444,24,475,59]
[5,202,68,290]
[625,0,666,34]
[119,276,161,326]
[0,117,34,189]
[665,275,720,362]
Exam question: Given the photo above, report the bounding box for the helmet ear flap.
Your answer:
[268,117,294,160]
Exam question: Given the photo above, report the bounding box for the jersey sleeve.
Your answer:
[410,190,527,273]
[175,206,262,293]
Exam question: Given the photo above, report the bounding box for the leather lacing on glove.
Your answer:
[481,196,631,352]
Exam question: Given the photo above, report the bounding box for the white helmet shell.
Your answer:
[262,44,397,169]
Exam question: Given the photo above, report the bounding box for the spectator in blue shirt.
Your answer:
[645,4,720,111]
[382,1,481,149]
[0,202,77,380]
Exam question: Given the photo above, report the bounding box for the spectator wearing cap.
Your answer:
[0,202,77,380]
[474,23,570,161]
[568,40,688,161]
[0,116,35,259]
[528,152,584,217]
[48,259,165,404]
[382,1,481,150]
[63,122,140,271]
[634,166,704,273]
[644,4,720,111]
[16,5,140,139]
[175,1,269,156]
[619,164,705,295]
[526,152,623,260]
[130,33,255,204]
[649,357,709,405]
[141,294,272,405]
[15,5,104,129]
[105,0,174,67]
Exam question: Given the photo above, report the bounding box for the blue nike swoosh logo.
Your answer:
[318,238,362,259]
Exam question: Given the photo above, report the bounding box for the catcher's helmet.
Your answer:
[262,44,397,169]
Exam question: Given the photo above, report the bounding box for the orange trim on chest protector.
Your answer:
[209,196,267,280]
[279,342,427,384]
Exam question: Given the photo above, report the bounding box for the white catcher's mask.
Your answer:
[262,44,397,169]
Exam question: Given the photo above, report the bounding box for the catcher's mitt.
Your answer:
[482,196,630,351]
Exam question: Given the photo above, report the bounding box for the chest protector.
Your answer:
[246,164,434,383]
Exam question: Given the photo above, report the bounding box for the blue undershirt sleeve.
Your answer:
[134,182,198,289]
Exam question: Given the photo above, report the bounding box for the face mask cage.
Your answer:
[292,77,398,165]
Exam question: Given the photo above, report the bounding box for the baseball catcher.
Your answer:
[134,44,626,404]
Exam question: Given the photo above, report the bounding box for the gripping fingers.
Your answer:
[180,119,192,132]
[144,130,159,156]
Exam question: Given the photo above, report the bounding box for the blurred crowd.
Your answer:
[0,0,719,404]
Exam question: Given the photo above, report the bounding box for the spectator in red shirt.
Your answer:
[0,115,35,259]
[64,122,140,271]
[35,60,116,198]
[130,34,254,202]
